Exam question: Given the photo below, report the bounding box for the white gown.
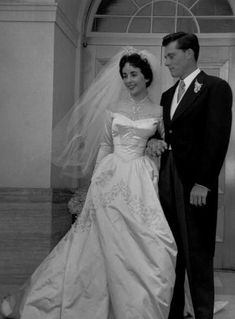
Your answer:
[2,112,177,319]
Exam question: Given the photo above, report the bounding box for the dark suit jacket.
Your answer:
[159,71,232,190]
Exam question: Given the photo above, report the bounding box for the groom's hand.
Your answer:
[146,139,167,157]
[190,184,209,206]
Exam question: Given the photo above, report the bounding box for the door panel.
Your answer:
[81,43,235,269]
[198,46,234,269]
[161,48,234,269]
[199,61,228,268]
[160,47,233,269]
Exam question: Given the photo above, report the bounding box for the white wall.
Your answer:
[0,1,79,188]
[0,21,54,188]
[51,22,77,188]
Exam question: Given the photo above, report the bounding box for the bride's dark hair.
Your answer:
[119,53,153,87]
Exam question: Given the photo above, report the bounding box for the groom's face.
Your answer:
[164,40,189,79]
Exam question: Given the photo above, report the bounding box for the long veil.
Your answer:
[52,47,159,180]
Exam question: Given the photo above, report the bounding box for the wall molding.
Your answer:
[85,33,235,46]
[0,187,73,203]
[0,3,79,46]
[56,5,79,47]
[0,3,57,22]
[0,186,73,286]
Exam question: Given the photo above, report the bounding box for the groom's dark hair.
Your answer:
[162,32,200,61]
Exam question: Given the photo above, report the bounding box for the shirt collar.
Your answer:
[181,68,200,90]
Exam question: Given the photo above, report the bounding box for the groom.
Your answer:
[151,32,232,319]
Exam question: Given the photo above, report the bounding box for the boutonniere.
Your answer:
[194,79,203,93]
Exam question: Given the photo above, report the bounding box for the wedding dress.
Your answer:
[1,111,177,319]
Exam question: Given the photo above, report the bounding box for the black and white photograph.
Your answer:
[0,1,234,318]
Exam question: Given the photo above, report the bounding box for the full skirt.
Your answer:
[2,154,177,319]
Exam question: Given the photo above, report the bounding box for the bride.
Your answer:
[0,48,177,319]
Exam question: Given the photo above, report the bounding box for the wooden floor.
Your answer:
[0,270,234,318]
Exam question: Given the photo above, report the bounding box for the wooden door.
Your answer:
[160,44,235,269]
[81,42,235,269]
[198,46,235,269]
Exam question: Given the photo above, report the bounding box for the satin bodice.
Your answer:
[112,113,159,160]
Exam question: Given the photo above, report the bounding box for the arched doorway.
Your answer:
[79,0,235,269]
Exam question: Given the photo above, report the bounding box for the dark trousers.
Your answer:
[159,151,214,319]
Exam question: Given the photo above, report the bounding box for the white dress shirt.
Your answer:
[170,68,201,119]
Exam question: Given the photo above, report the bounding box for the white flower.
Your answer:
[68,190,83,215]
[194,79,203,93]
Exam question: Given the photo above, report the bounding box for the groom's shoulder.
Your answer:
[200,71,232,101]
[200,71,229,87]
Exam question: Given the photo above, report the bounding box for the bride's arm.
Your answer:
[94,111,113,171]
[157,117,165,140]
[146,117,167,157]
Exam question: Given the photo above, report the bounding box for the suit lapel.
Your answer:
[164,82,178,127]
[171,71,206,122]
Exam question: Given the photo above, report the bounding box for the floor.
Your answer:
[213,270,235,319]
[0,270,234,318]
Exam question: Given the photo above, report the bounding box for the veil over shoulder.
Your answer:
[52,47,160,179]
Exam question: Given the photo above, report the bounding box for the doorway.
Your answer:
[80,0,235,269]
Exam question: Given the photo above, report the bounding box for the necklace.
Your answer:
[130,95,148,120]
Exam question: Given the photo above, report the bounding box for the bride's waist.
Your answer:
[113,145,145,160]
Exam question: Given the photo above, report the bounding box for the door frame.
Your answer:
[80,34,235,269]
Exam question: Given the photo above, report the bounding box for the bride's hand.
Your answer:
[146,138,167,157]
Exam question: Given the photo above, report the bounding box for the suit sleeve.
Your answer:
[151,96,165,140]
[196,79,232,189]
[157,117,165,140]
